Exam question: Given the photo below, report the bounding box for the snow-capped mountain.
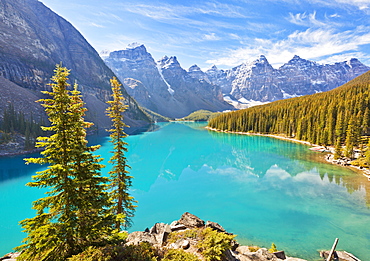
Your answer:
[104,44,232,118]
[202,55,370,107]
[104,43,369,113]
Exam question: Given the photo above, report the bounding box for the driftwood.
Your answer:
[320,250,361,261]
[327,238,339,261]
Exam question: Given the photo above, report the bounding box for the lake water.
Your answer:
[1,122,370,260]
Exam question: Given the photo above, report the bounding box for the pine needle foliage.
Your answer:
[106,77,137,230]
[208,71,370,157]
[16,65,115,261]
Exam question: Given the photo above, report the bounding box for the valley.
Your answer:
[0,0,370,260]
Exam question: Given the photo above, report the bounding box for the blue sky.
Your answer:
[40,0,370,70]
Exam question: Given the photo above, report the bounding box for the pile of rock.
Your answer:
[125,212,307,261]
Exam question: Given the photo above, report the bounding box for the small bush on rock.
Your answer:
[68,246,110,261]
[119,242,158,261]
[197,227,236,261]
[68,242,158,261]
[167,229,198,244]
[268,243,278,253]
[248,246,260,252]
[162,249,200,261]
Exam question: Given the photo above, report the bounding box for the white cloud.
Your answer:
[206,26,370,68]
[229,33,241,40]
[121,2,249,33]
[88,22,105,28]
[303,0,370,13]
[317,52,370,64]
[124,2,248,20]
[329,13,341,18]
[203,33,221,41]
[288,11,331,27]
[334,0,370,11]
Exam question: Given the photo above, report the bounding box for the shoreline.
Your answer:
[206,126,370,179]
[0,148,42,158]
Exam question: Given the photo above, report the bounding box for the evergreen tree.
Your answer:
[334,137,342,160]
[208,71,370,153]
[106,77,136,230]
[344,118,356,158]
[16,65,114,261]
[362,107,370,135]
[365,138,370,165]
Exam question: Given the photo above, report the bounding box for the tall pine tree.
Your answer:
[106,77,136,230]
[16,65,114,261]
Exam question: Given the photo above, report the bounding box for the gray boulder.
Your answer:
[125,231,157,246]
[178,212,205,228]
[205,220,226,232]
[149,222,172,245]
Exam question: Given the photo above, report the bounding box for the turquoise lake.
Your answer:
[1,122,370,260]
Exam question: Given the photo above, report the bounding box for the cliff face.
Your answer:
[0,0,151,130]
[104,45,232,118]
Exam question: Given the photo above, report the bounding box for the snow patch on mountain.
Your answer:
[156,63,175,95]
[281,90,300,99]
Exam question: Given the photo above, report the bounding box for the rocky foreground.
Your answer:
[6,212,361,260]
[124,212,307,261]
[2,212,308,261]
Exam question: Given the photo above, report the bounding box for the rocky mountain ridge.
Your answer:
[0,0,151,132]
[202,55,370,107]
[104,45,232,118]
[104,43,369,111]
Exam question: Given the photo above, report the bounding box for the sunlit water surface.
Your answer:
[1,122,370,260]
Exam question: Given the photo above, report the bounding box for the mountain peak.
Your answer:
[259,54,267,60]
[126,42,144,49]
[189,64,202,72]
[288,55,308,63]
[158,56,181,69]
[255,55,268,63]
[108,43,153,62]
[249,55,270,66]
[280,55,316,69]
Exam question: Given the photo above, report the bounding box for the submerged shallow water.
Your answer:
[1,122,369,260]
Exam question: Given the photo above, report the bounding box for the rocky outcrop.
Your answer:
[124,212,307,261]
[104,44,233,118]
[177,212,205,228]
[0,0,151,131]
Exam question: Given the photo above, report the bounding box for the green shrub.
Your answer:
[268,243,278,253]
[167,229,198,244]
[68,246,110,261]
[248,246,260,252]
[162,249,200,261]
[68,242,158,261]
[117,242,158,261]
[196,227,236,261]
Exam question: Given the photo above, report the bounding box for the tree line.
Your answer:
[15,65,135,261]
[208,71,370,161]
[0,104,43,149]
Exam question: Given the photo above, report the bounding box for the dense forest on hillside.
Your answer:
[208,71,370,159]
[179,110,220,122]
[0,104,43,149]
